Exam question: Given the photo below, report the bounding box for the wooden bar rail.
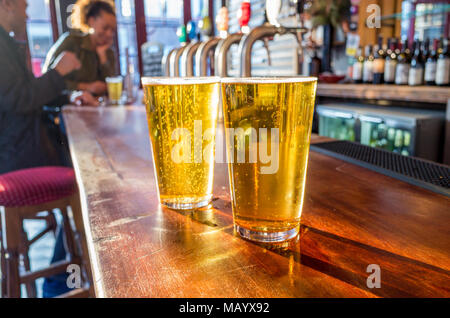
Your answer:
[317,83,450,104]
[62,106,450,298]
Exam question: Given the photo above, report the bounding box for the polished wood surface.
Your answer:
[62,106,450,298]
[317,83,450,104]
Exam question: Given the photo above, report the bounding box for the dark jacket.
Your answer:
[0,26,67,174]
[43,31,116,91]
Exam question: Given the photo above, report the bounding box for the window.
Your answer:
[115,0,139,76]
[414,3,448,41]
[144,0,184,56]
[27,0,54,77]
[191,0,205,21]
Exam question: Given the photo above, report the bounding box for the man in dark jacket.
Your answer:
[0,0,84,174]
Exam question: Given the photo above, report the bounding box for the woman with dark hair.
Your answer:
[43,0,117,97]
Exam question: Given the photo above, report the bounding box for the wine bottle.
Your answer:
[424,39,438,85]
[408,40,424,86]
[384,38,397,84]
[363,45,374,84]
[395,40,411,85]
[394,39,401,56]
[422,38,430,61]
[436,38,450,86]
[352,47,364,83]
[373,36,385,84]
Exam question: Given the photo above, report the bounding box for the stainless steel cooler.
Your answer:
[316,104,445,162]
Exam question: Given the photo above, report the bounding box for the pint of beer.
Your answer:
[106,76,123,105]
[142,77,220,210]
[221,77,317,242]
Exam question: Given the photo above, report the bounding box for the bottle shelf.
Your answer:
[317,83,450,104]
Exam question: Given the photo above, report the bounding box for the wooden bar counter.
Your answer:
[62,105,450,298]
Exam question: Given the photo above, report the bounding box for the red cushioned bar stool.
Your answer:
[0,167,90,298]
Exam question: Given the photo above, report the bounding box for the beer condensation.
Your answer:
[143,82,219,208]
[222,80,317,235]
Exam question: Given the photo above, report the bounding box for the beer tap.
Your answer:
[195,12,220,76]
[262,38,272,67]
[180,21,202,76]
[163,24,187,76]
[291,0,307,75]
[214,1,251,77]
[195,38,220,76]
[216,6,230,39]
[163,49,176,76]
[238,0,308,77]
[165,24,190,76]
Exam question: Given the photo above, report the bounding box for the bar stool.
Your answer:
[0,167,90,298]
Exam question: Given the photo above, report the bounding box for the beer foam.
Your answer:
[220,77,318,84]
[141,77,221,86]
[106,76,123,83]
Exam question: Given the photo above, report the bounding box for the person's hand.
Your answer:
[78,81,107,95]
[70,91,100,107]
[87,81,107,95]
[96,38,114,65]
[53,52,81,76]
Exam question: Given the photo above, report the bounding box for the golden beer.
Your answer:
[221,77,317,242]
[106,76,123,104]
[142,77,220,209]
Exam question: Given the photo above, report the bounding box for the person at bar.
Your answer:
[42,0,118,297]
[43,0,117,97]
[0,0,96,174]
